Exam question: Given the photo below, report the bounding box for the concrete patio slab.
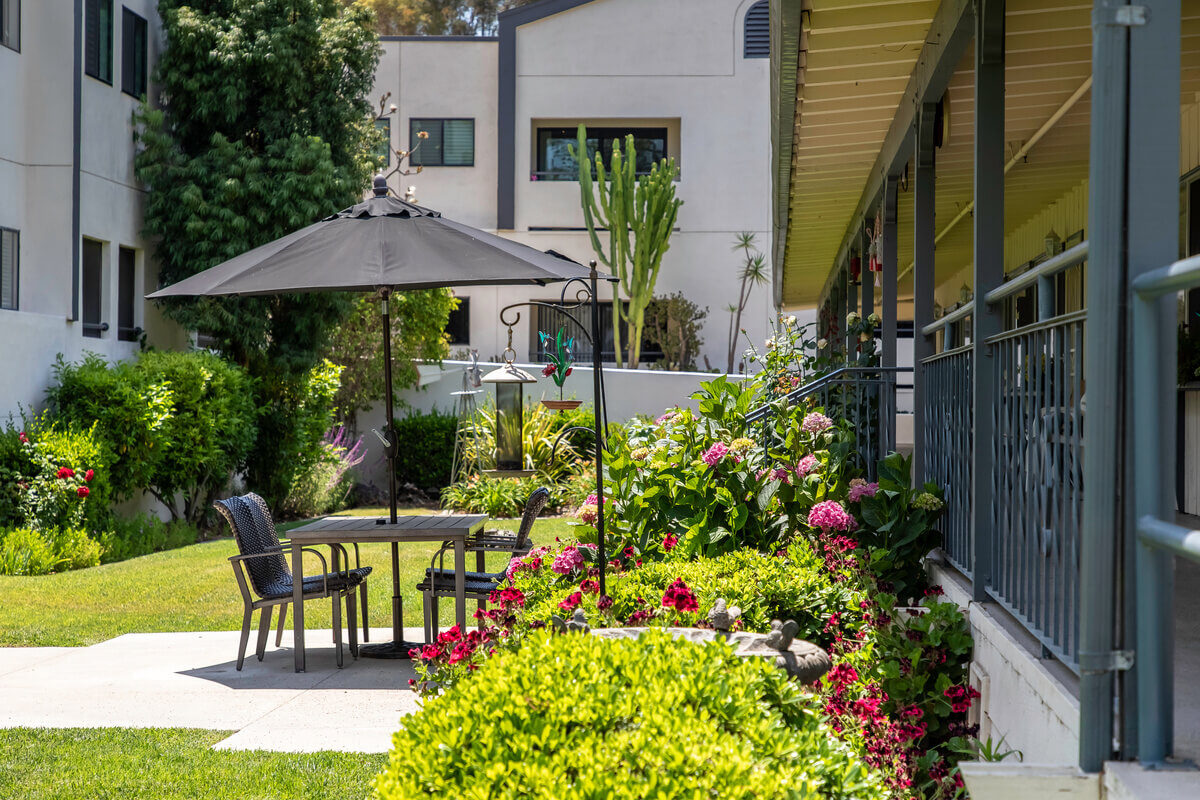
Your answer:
[0,628,424,753]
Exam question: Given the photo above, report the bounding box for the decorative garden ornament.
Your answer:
[539,326,581,412]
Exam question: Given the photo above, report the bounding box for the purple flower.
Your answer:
[847,479,878,502]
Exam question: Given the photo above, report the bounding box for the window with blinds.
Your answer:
[85,0,113,84]
[0,228,17,311]
[121,8,148,98]
[1,0,20,52]
[744,0,769,58]
[409,119,474,167]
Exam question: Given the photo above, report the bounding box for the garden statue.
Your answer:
[707,598,742,633]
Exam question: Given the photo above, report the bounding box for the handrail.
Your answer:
[921,302,974,337]
[985,241,1089,305]
[744,366,910,423]
[1132,251,1200,298]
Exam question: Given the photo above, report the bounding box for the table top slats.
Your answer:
[286,513,487,544]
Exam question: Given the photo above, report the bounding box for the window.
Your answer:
[410,119,474,167]
[445,297,470,345]
[744,0,769,58]
[1,0,19,51]
[535,127,667,181]
[0,228,17,310]
[121,7,148,98]
[529,300,662,364]
[85,0,113,84]
[118,247,138,341]
[82,239,105,338]
[375,118,391,166]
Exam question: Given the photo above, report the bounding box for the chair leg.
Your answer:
[346,588,359,659]
[423,589,432,644]
[360,582,369,642]
[332,592,343,669]
[275,603,288,647]
[256,605,273,661]
[236,605,253,671]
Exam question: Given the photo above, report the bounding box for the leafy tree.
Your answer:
[342,0,539,35]
[135,0,381,506]
[643,293,706,372]
[323,290,458,430]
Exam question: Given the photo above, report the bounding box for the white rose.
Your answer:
[784,315,797,326]
[817,338,828,349]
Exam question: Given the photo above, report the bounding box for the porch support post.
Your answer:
[913,101,937,482]
[1079,0,1129,771]
[882,177,899,369]
[970,0,1004,604]
[839,264,850,353]
[1128,0,1181,765]
[861,220,874,318]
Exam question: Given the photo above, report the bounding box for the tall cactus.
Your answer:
[570,124,682,368]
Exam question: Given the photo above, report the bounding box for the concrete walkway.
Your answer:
[0,629,423,753]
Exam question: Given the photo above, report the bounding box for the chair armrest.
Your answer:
[231,547,330,594]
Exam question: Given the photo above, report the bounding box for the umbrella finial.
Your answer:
[372,175,389,197]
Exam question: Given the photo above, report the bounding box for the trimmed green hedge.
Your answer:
[374,630,883,799]
[392,409,457,492]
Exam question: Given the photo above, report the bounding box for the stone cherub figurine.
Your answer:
[764,619,799,651]
[707,598,742,632]
[549,608,590,634]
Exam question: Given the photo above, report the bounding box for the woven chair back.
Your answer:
[514,487,552,549]
[214,493,291,599]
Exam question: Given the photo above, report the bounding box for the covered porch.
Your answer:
[772,0,1200,784]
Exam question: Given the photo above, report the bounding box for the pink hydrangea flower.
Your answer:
[551,545,585,575]
[801,412,833,434]
[702,442,729,467]
[795,454,820,477]
[808,500,856,533]
[847,479,878,502]
[656,409,678,425]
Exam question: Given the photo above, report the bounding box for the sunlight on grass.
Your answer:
[0,508,576,647]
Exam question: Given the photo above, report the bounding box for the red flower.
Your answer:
[565,367,573,376]
[597,595,613,611]
[661,578,698,613]
[84,469,94,482]
[437,625,462,645]
[558,592,583,612]
[56,467,75,480]
[76,486,89,498]
[17,432,28,444]
[662,533,679,552]
[541,363,556,377]
[579,579,599,594]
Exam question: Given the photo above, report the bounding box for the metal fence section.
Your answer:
[986,310,1086,666]
[746,366,910,480]
[922,345,973,574]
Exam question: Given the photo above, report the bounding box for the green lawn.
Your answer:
[0,728,386,800]
[0,507,575,647]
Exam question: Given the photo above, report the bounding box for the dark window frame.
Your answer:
[85,0,114,84]
[744,0,770,58]
[1,0,20,52]
[409,118,475,167]
[82,238,105,338]
[445,297,470,345]
[534,126,669,182]
[0,227,18,311]
[120,7,148,98]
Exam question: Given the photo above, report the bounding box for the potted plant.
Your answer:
[539,328,581,412]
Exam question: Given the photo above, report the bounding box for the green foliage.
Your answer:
[97,514,199,564]
[374,630,884,799]
[392,408,458,492]
[280,428,364,519]
[643,292,707,371]
[47,351,257,527]
[248,360,343,511]
[0,527,101,576]
[440,474,553,518]
[745,312,881,402]
[854,453,946,603]
[4,417,108,534]
[571,124,683,368]
[461,400,585,479]
[513,542,859,644]
[324,292,457,430]
[345,0,539,35]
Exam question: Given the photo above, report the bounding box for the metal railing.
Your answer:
[1131,253,1200,763]
[919,240,1089,668]
[746,366,910,480]
[922,345,973,574]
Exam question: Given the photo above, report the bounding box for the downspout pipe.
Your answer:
[72,0,82,321]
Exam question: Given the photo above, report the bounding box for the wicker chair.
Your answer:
[215,493,372,670]
[418,487,550,641]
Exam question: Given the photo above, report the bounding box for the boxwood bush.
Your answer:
[374,630,883,800]
[392,408,457,493]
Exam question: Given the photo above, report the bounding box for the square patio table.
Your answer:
[286,514,488,672]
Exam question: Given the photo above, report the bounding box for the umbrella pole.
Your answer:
[381,289,399,525]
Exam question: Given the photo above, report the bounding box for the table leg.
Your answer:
[391,541,402,645]
[455,537,466,630]
[292,540,305,673]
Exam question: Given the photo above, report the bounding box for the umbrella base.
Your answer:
[359,640,424,659]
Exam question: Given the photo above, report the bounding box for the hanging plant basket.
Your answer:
[541,399,583,413]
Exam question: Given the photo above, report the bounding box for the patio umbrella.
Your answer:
[149,176,614,655]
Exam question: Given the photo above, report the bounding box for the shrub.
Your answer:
[0,417,108,534]
[440,473,556,518]
[392,409,457,491]
[375,630,884,800]
[461,400,584,479]
[0,526,101,576]
[281,427,365,519]
[96,513,199,564]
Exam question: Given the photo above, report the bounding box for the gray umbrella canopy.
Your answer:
[147,181,606,298]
